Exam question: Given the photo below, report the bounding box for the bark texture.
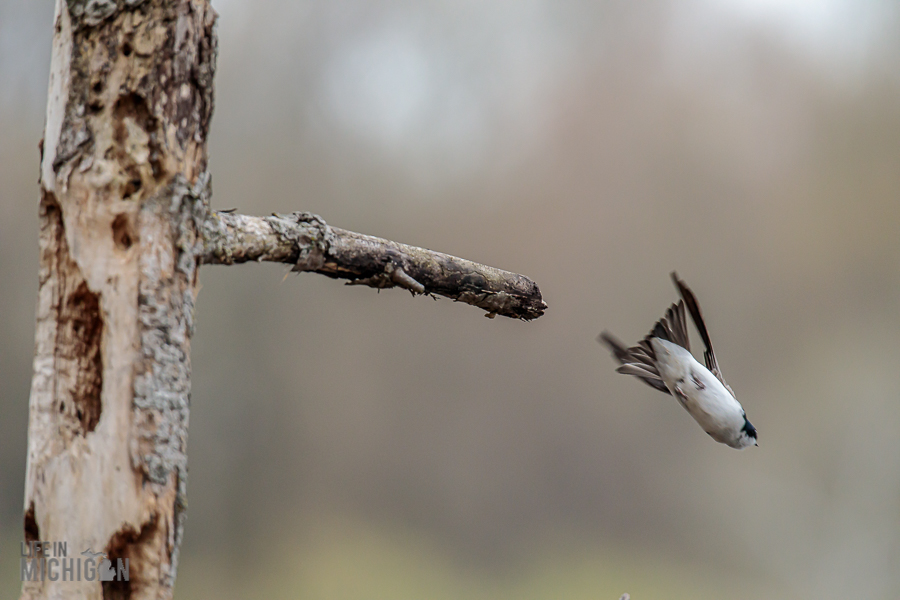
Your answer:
[24,1,546,598]
[23,1,215,598]
[200,212,547,320]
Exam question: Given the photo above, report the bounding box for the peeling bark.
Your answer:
[23,1,215,598]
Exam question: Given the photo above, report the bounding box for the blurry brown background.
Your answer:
[3,1,900,598]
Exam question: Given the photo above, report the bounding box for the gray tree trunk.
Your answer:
[22,2,544,599]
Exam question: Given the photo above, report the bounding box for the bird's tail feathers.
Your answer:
[598,331,671,395]
[597,332,629,363]
[599,300,691,396]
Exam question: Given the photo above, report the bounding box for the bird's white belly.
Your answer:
[650,339,745,444]
[674,381,743,442]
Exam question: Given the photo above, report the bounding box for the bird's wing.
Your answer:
[598,300,689,396]
[671,272,734,397]
[647,299,690,352]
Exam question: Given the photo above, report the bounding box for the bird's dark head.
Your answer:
[740,417,758,448]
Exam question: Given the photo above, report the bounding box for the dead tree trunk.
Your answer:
[22,1,545,599]
[24,0,216,598]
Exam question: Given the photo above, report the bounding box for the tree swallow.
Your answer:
[599,273,758,449]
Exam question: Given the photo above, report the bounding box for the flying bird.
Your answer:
[599,273,758,449]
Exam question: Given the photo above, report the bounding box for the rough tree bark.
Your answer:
[22,1,545,599]
[199,211,546,320]
[24,1,216,598]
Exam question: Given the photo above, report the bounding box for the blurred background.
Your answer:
[3,0,900,598]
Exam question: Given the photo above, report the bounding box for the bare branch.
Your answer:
[199,211,547,320]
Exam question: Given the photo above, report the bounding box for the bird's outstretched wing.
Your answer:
[598,300,690,395]
[671,272,734,397]
[647,299,690,352]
